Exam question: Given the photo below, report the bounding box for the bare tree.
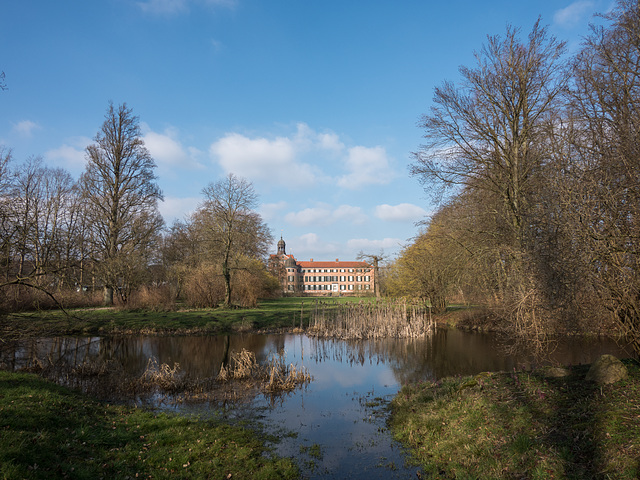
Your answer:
[567,0,640,356]
[411,19,567,247]
[80,103,163,306]
[0,147,13,280]
[357,251,387,299]
[407,20,572,357]
[194,174,272,307]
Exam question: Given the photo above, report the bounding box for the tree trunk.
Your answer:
[223,265,231,307]
[103,285,114,306]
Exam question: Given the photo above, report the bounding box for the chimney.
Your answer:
[336,258,339,262]
[310,258,313,262]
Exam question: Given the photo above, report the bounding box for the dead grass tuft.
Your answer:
[140,357,185,391]
[217,348,311,393]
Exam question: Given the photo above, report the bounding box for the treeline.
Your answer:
[385,0,640,357]
[0,104,278,312]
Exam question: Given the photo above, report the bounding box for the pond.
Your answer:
[1,330,631,479]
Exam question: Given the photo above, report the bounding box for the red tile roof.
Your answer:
[297,260,371,269]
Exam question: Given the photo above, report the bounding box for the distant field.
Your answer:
[0,296,377,338]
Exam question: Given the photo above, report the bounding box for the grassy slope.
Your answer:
[0,371,298,480]
[0,296,372,338]
[390,361,640,479]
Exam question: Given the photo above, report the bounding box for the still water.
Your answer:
[1,330,630,479]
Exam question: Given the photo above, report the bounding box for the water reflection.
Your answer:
[0,330,630,479]
[1,330,629,390]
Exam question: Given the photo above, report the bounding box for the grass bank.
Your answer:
[0,370,299,479]
[0,296,373,338]
[390,360,640,479]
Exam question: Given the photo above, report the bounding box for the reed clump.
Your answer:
[217,348,311,393]
[10,347,311,404]
[308,299,435,339]
[139,357,186,392]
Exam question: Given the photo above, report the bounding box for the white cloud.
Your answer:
[337,145,395,189]
[374,203,428,222]
[553,1,596,28]
[285,206,333,226]
[318,132,344,152]
[210,124,396,191]
[295,233,340,257]
[142,126,204,170]
[333,205,367,224]
[292,123,344,153]
[12,120,40,137]
[259,201,288,221]
[45,136,92,171]
[284,204,367,226]
[159,196,200,223]
[210,131,317,185]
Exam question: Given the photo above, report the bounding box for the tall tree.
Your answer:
[411,19,567,247]
[568,0,640,356]
[194,174,272,307]
[80,103,163,306]
[408,20,570,355]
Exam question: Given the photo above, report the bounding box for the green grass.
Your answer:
[0,296,375,338]
[0,370,299,479]
[390,361,640,479]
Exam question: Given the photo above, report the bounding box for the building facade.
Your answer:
[269,237,374,296]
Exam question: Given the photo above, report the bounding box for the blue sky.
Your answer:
[1,0,610,262]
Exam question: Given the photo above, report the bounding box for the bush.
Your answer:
[123,285,177,311]
[0,285,102,313]
[182,263,225,308]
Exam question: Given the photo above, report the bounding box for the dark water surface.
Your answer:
[1,330,630,479]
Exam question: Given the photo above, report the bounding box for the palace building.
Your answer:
[269,237,375,296]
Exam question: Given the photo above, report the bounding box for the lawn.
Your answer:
[0,370,299,479]
[390,360,640,479]
[0,296,375,338]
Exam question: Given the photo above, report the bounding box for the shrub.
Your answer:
[124,285,177,311]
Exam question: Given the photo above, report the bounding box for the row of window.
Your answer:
[287,284,371,291]
[286,268,370,274]
[287,275,372,283]
[305,268,368,273]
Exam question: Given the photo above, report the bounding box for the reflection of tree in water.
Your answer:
[0,334,284,378]
[0,336,290,402]
[305,330,628,386]
[1,332,627,402]
[306,331,521,384]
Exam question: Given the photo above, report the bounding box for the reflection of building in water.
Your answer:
[269,236,375,296]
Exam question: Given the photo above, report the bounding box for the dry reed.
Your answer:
[308,299,435,339]
[140,357,185,392]
[217,348,311,393]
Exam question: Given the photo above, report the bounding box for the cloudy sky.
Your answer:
[1,0,609,261]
